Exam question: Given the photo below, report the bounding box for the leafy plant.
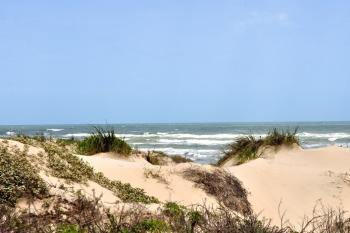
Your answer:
[0,145,48,206]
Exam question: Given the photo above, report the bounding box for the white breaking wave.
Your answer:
[298,132,350,141]
[118,133,267,139]
[47,128,64,132]
[158,138,231,145]
[6,131,15,136]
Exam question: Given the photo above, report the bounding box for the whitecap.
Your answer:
[47,128,64,132]
[116,133,267,140]
[298,132,350,138]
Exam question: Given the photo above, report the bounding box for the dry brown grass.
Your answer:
[182,167,252,216]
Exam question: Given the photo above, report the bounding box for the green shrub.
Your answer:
[77,127,131,155]
[163,202,185,217]
[217,128,300,166]
[93,172,159,204]
[56,224,81,233]
[133,219,169,232]
[0,145,48,206]
[43,143,94,183]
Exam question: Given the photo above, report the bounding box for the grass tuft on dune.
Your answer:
[77,127,132,155]
[144,150,193,165]
[217,128,300,166]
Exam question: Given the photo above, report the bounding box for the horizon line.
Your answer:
[1,120,350,127]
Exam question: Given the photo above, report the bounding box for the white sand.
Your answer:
[226,146,350,227]
[79,153,218,207]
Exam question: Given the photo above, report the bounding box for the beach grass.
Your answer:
[217,128,300,166]
[182,167,252,215]
[77,126,131,155]
[145,150,192,165]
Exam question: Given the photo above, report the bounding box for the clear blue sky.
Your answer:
[0,1,349,124]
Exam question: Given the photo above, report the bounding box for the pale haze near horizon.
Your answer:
[0,1,349,125]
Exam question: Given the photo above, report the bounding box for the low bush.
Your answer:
[0,145,48,206]
[2,193,348,233]
[145,151,192,165]
[77,127,131,155]
[170,155,193,163]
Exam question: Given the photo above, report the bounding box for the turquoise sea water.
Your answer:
[1,122,350,163]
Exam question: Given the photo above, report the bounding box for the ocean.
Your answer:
[1,122,350,164]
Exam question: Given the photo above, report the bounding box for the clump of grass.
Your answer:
[145,151,165,165]
[0,144,48,206]
[145,151,192,165]
[182,168,252,216]
[144,168,169,184]
[217,136,263,166]
[264,128,300,147]
[170,155,193,163]
[217,128,300,166]
[77,127,131,155]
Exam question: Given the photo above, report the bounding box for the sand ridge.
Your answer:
[227,146,350,226]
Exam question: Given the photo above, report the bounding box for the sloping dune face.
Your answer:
[227,146,350,226]
[79,153,219,207]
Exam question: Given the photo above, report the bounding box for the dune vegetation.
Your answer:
[217,128,300,166]
[3,130,350,232]
[144,150,193,165]
[77,127,132,155]
[2,136,158,204]
[0,142,48,206]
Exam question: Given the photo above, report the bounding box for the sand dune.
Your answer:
[3,138,350,227]
[78,146,350,226]
[226,146,350,226]
[79,153,218,207]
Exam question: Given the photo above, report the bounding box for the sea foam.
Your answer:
[47,128,64,132]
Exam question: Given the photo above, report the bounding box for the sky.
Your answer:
[0,1,349,124]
